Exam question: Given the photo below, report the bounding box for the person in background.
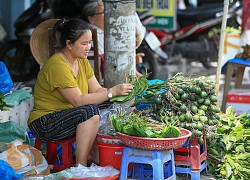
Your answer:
[81,0,144,78]
[239,0,250,46]
[28,18,134,166]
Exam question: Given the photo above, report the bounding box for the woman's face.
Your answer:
[88,4,104,30]
[70,30,92,59]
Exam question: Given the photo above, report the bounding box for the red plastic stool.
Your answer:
[174,135,207,170]
[35,137,76,171]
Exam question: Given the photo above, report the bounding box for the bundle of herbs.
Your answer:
[207,106,250,179]
[110,74,149,103]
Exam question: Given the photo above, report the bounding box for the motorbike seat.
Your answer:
[14,0,52,36]
[177,2,236,28]
[177,2,237,27]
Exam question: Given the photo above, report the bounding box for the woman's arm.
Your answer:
[58,76,133,107]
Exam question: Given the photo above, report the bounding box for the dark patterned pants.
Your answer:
[28,105,99,141]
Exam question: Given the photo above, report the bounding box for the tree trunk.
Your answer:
[103,0,136,88]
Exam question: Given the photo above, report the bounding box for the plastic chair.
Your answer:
[34,137,76,171]
[119,146,176,180]
[174,135,207,179]
[174,135,207,170]
[221,60,250,112]
[175,161,207,180]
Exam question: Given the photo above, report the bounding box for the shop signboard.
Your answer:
[136,0,176,30]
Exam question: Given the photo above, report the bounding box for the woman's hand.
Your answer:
[135,52,144,77]
[136,52,144,64]
[110,83,134,96]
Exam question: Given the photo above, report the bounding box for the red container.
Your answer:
[98,143,124,170]
[97,134,122,146]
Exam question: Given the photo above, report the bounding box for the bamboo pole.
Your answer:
[215,0,232,97]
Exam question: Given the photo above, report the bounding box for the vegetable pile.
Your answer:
[235,44,250,60]
[207,107,250,179]
[0,94,7,110]
[110,111,180,138]
[133,73,221,144]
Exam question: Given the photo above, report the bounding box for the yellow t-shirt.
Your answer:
[28,53,94,124]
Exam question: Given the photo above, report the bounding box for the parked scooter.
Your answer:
[135,11,165,79]
[143,0,242,69]
[0,0,53,82]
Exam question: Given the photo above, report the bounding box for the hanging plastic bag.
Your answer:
[0,121,29,144]
[0,61,13,94]
[98,103,133,135]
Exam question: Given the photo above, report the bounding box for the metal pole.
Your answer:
[216,0,231,97]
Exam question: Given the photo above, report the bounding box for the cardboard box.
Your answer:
[222,32,241,67]
[226,89,250,115]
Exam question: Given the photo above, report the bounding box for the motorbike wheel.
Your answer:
[199,34,219,68]
[0,40,40,82]
[164,34,218,69]
[136,45,159,80]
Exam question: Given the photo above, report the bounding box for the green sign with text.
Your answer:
[136,0,176,30]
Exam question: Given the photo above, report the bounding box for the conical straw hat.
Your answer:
[30,19,60,65]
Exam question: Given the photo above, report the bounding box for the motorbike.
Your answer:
[141,0,242,71]
[0,0,53,82]
[135,11,165,80]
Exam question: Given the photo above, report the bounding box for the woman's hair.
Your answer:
[53,18,92,49]
[81,1,99,23]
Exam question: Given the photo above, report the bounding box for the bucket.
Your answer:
[98,144,124,170]
[97,134,122,146]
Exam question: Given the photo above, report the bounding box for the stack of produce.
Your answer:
[109,74,182,139]
[235,44,250,60]
[132,73,221,144]
[207,106,250,179]
[108,73,220,145]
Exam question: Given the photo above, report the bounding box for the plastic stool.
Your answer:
[221,61,249,112]
[119,146,176,180]
[35,137,76,171]
[174,135,207,170]
[175,161,207,180]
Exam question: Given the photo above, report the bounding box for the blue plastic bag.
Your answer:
[0,61,13,94]
[0,160,23,180]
